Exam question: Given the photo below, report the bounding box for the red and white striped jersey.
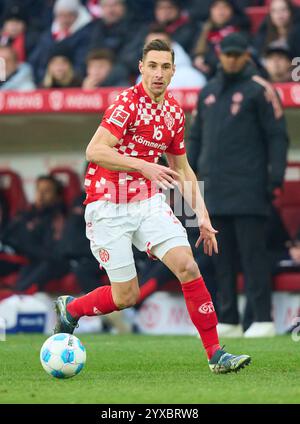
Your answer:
[84,82,186,204]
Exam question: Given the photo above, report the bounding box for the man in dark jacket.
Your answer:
[188,32,288,338]
[89,0,132,53]
[0,175,69,291]
[29,0,94,84]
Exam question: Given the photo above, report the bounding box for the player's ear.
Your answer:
[139,60,143,74]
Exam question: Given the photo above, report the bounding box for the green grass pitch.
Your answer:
[0,334,300,404]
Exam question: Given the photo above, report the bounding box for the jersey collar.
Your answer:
[137,81,167,107]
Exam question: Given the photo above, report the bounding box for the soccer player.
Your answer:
[54,39,251,374]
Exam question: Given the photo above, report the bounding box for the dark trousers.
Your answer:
[211,215,272,325]
[71,258,105,293]
[15,259,70,291]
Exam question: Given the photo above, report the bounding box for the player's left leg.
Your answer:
[155,244,251,374]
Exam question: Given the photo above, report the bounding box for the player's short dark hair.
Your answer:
[37,175,64,197]
[142,39,174,64]
[86,49,115,65]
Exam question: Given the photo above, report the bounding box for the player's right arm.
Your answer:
[86,126,179,189]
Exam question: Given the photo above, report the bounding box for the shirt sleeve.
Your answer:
[166,109,186,155]
[100,92,135,140]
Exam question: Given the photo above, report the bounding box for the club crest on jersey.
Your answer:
[164,111,175,130]
[99,248,110,263]
[109,107,130,128]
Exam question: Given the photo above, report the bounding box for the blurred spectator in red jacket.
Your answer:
[152,0,199,53]
[188,1,266,22]
[0,3,40,62]
[192,0,250,77]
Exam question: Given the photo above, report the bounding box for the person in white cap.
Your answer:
[29,0,93,83]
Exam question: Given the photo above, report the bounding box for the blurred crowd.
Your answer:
[0,0,299,91]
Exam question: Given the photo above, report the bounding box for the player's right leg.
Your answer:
[54,276,139,334]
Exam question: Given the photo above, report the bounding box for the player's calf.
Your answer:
[113,291,139,310]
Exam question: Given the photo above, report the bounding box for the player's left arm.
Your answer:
[166,152,218,256]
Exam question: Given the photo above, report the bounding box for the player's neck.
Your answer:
[141,81,165,104]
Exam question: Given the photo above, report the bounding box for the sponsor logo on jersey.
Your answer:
[93,307,103,315]
[141,114,153,121]
[109,107,130,127]
[132,134,167,150]
[198,302,215,314]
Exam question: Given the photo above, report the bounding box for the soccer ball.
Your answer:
[40,333,86,379]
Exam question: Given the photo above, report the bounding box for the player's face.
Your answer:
[219,52,249,74]
[139,50,175,101]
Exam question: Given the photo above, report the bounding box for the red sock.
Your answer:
[181,276,220,359]
[137,278,158,304]
[67,286,119,318]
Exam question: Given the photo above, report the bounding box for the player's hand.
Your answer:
[195,217,218,256]
[139,161,180,190]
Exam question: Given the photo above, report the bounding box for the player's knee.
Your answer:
[176,257,200,282]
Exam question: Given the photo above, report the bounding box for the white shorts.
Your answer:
[85,193,190,282]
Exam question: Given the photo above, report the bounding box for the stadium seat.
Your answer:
[45,273,82,295]
[0,169,28,219]
[49,167,82,209]
[245,6,269,34]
